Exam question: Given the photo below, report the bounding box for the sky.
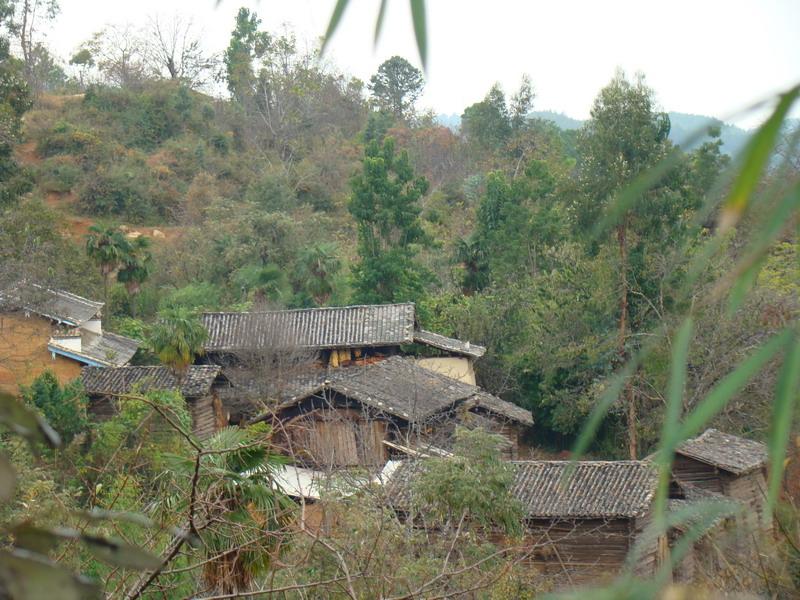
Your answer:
[47,0,800,129]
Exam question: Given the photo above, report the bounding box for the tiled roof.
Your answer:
[385,460,657,519]
[269,356,531,426]
[202,304,416,352]
[412,329,486,358]
[1,282,102,326]
[82,365,221,397]
[467,390,533,426]
[676,429,767,475]
[78,332,140,367]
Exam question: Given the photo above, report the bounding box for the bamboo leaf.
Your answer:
[0,548,102,600]
[0,392,61,449]
[678,328,792,442]
[320,0,350,54]
[654,318,693,518]
[0,453,14,503]
[570,357,641,462]
[374,0,389,47]
[409,0,427,69]
[718,85,800,233]
[81,534,162,570]
[766,332,800,521]
[725,182,800,312]
[593,148,684,239]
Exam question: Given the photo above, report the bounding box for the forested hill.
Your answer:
[439,110,752,156]
[0,11,796,459]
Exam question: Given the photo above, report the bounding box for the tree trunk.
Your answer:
[617,222,637,459]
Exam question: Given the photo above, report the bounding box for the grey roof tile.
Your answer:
[386,459,657,519]
[82,365,221,397]
[202,303,416,352]
[1,282,102,326]
[676,429,767,475]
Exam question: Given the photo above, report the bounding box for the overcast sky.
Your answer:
[48,0,800,128]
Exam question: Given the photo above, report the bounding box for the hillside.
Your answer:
[0,13,798,596]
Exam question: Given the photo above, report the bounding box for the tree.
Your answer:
[368,55,424,120]
[349,136,432,304]
[412,427,524,535]
[3,0,60,94]
[295,242,341,306]
[68,47,93,88]
[223,7,269,104]
[144,14,215,89]
[21,371,87,444]
[84,24,147,88]
[116,235,152,314]
[85,225,130,312]
[461,77,533,154]
[0,22,32,207]
[148,306,208,376]
[461,84,511,152]
[574,71,673,458]
[166,425,294,596]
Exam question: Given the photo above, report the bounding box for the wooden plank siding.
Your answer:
[282,408,388,468]
[672,455,724,493]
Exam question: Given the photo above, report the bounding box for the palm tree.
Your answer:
[166,426,295,596]
[296,242,341,305]
[148,306,208,376]
[233,263,289,308]
[85,225,131,312]
[116,236,152,316]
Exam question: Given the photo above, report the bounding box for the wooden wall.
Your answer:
[283,407,388,468]
[522,518,636,585]
[187,393,219,440]
[721,469,771,537]
[673,455,772,537]
[672,455,724,493]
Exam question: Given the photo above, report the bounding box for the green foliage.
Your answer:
[294,242,342,306]
[83,83,206,151]
[412,427,524,535]
[0,37,32,206]
[21,372,88,446]
[244,172,296,212]
[116,235,152,300]
[165,425,294,595]
[224,8,270,104]
[147,306,208,374]
[368,55,424,120]
[349,136,433,304]
[160,282,223,312]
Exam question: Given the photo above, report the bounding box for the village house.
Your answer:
[0,282,139,393]
[385,459,664,586]
[243,355,533,469]
[671,428,770,536]
[81,365,227,439]
[201,303,485,384]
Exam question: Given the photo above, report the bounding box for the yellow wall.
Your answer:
[417,356,476,385]
[0,312,82,395]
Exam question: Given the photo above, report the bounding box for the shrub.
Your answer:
[160,282,223,311]
[36,156,81,193]
[21,371,88,445]
[36,120,101,157]
[244,173,296,212]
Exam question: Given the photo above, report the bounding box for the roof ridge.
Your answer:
[202,302,416,317]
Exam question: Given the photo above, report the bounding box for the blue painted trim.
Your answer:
[47,345,107,367]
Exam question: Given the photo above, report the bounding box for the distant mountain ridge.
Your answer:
[436,111,753,157]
